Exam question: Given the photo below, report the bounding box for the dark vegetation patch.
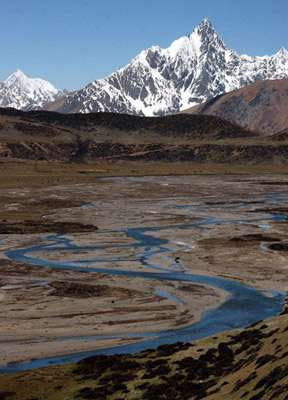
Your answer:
[156,342,193,357]
[0,220,97,234]
[255,354,277,369]
[267,384,288,400]
[249,390,267,400]
[142,380,213,400]
[0,393,15,400]
[233,372,257,392]
[72,340,235,400]
[30,199,85,209]
[14,122,61,137]
[268,243,288,252]
[253,365,288,391]
[49,281,136,299]
[229,328,264,350]
[229,234,280,243]
[281,306,288,315]
[73,354,141,381]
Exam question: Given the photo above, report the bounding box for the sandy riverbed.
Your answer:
[0,174,288,366]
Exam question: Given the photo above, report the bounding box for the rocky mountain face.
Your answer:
[0,70,65,111]
[44,19,288,116]
[181,78,288,134]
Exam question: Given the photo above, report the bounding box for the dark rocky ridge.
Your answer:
[0,107,287,164]
[0,107,258,137]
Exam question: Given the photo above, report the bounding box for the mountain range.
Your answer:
[43,19,288,116]
[1,19,288,117]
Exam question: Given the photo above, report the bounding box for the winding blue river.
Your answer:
[0,192,286,374]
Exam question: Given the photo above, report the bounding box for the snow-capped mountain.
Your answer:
[0,70,65,111]
[41,20,288,115]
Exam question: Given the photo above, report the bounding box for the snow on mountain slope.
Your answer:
[0,70,65,111]
[46,19,288,116]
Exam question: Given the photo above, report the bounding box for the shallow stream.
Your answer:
[0,189,287,374]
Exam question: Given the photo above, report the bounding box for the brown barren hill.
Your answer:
[1,107,288,164]
[0,107,258,140]
[42,91,77,112]
[0,107,264,162]
[181,78,288,134]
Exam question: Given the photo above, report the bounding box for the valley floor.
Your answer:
[0,167,287,399]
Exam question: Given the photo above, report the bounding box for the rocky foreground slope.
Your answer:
[0,313,287,400]
[43,19,288,116]
[181,79,288,135]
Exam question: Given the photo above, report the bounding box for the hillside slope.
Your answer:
[0,313,287,400]
[181,79,288,134]
[0,108,288,164]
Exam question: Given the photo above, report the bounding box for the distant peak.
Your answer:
[194,19,217,36]
[278,46,288,54]
[13,69,26,76]
[188,18,226,51]
[6,69,27,82]
[194,18,218,36]
[198,18,213,28]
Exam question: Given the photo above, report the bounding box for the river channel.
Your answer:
[0,188,287,374]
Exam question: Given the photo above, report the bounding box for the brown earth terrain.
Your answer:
[181,78,288,135]
[2,107,288,164]
[0,174,287,399]
[0,107,257,141]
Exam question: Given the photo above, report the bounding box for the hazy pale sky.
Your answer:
[1,0,287,90]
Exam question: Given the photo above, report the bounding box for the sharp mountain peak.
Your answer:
[44,19,288,116]
[2,19,288,116]
[0,70,65,111]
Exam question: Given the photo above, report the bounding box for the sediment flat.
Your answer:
[0,172,288,367]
